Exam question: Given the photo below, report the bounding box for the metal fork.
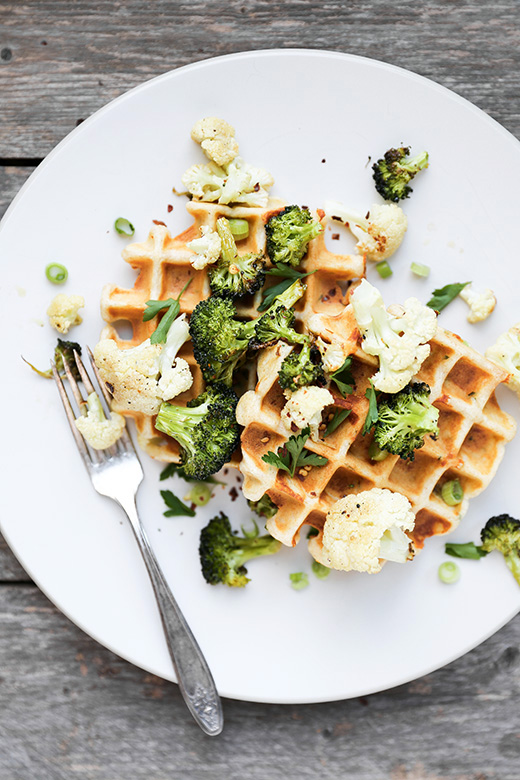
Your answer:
[52,348,224,736]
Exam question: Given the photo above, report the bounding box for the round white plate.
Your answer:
[1,50,519,705]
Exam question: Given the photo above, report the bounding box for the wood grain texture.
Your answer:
[0,165,35,220]
[0,583,519,780]
[1,1,520,156]
[2,1,520,776]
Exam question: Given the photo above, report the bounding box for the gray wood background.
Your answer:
[2,1,520,778]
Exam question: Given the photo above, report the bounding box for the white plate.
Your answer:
[1,50,520,705]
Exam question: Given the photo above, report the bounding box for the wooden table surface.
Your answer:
[2,2,520,777]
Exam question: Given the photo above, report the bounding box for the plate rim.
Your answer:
[2,47,519,704]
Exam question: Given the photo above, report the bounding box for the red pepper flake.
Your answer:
[331,233,340,240]
[316,208,325,220]
[290,423,299,433]
[328,288,337,297]
[153,219,167,226]
[253,182,260,192]
[321,158,326,163]
[229,487,239,502]
[167,204,173,213]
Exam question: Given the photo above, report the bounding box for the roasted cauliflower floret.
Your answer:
[325,201,408,261]
[281,385,334,441]
[47,294,85,334]
[486,322,520,398]
[190,117,239,166]
[459,284,496,323]
[351,279,437,394]
[75,392,126,450]
[316,488,416,574]
[187,225,222,270]
[182,156,274,208]
[94,315,193,415]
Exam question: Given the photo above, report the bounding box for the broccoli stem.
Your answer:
[216,218,238,264]
[401,151,429,173]
[504,553,520,586]
[230,536,282,569]
[155,401,210,459]
[274,279,306,309]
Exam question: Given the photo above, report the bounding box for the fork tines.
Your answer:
[52,348,133,461]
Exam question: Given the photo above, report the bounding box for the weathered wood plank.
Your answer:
[0,583,519,779]
[2,0,520,156]
[0,535,31,582]
[0,165,35,220]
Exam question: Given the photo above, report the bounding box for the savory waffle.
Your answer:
[98,201,365,461]
[236,303,517,551]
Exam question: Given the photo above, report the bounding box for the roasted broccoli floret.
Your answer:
[209,217,266,298]
[23,338,83,380]
[155,384,239,480]
[480,514,520,585]
[199,512,281,587]
[252,305,307,350]
[250,278,307,349]
[278,342,326,392]
[247,494,279,519]
[373,382,439,460]
[189,296,255,386]
[190,280,306,384]
[265,205,322,267]
[372,146,429,202]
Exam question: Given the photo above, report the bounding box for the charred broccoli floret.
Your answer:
[265,205,322,267]
[189,296,256,386]
[190,280,306,384]
[252,305,307,350]
[23,338,83,380]
[209,217,266,298]
[155,384,239,480]
[373,382,439,460]
[199,512,281,587]
[480,514,520,585]
[372,146,429,202]
[247,494,279,519]
[278,342,326,392]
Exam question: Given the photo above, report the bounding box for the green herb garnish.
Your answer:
[445,542,488,560]
[362,381,379,435]
[427,282,470,313]
[144,278,192,344]
[262,427,328,477]
[330,356,354,397]
[160,489,196,517]
[323,408,351,437]
[258,264,316,312]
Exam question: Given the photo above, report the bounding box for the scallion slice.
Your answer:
[45,263,68,284]
[411,262,430,277]
[438,561,460,584]
[441,479,464,506]
[114,217,135,237]
[376,260,392,279]
[368,439,389,462]
[227,218,250,240]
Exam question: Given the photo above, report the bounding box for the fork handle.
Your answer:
[120,496,224,736]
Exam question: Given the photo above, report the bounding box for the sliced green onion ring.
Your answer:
[438,561,460,584]
[369,439,389,462]
[311,561,330,579]
[411,262,430,278]
[227,218,250,240]
[375,260,392,279]
[441,479,464,506]
[184,483,213,507]
[45,263,68,284]
[114,217,135,236]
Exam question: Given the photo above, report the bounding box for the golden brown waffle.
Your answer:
[236,303,517,551]
[99,202,365,462]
